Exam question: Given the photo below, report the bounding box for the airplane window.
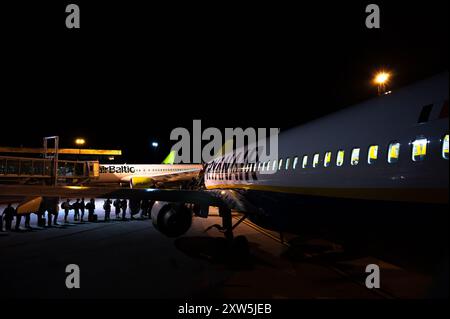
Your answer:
[302,155,308,169]
[336,150,345,166]
[388,142,400,164]
[412,138,428,161]
[278,159,283,170]
[368,145,379,165]
[252,163,257,172]
[257,162,262,171]
[272,160,277,171]
[443,134,449,160]
[324,152,332,167]
[285,158,290,170]
[266,161,271,171]
[313,154,320,168]
[293,156,298,169]
[351,148,360,166]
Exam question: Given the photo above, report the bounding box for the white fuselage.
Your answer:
[205,73,449,204]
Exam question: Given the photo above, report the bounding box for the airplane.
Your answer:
[94,151,204,188]
[1,72,448,256]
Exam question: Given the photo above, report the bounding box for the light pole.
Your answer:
[75,138,85,161]
[374,71,391,95]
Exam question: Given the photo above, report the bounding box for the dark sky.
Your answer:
[1,1,448,162]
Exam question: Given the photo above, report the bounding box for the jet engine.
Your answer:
[151,201,192,237]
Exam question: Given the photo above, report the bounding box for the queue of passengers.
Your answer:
[0,198,152,232]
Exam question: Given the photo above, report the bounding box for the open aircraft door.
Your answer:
[87,161,100,179]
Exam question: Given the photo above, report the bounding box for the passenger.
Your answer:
[113,199,121,219]
[14,209,22,231]
[52,201,60,226]
[73,199,81,221]
[103,199,112,222]
[120,199,128,220]
[24,213,31,229]
[2,204,15,231]
[80,198,86,222]
[62,199,71,223]
[130,200,140,220]
[86,198,96,222]
[141,200,150,218]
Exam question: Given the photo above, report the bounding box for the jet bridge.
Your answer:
[0,156,99,185]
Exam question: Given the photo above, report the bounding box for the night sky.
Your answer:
[1,1,448,163]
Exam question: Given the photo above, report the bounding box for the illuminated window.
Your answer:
[351,148,360,166]
[293,156,299,169]
[443,134,449,160]
[412,138,428,162]
[257,162,262,171]
[302,155,308,168]
[266,161,270,171]
[367,145,379,165]
[313,154,320,168]
[285,158,290,170]
[272,160,277,171]
[324,152,332,167]
[278,159,283,170]
[336,150,345,166]
[388,142,400,164]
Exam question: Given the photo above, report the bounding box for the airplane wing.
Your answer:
[0,184,257,214]
[0,185,223,207]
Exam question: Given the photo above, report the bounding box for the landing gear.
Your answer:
[205,206,250,260]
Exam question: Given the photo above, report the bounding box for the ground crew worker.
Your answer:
[103,199,112,221]
[2,204,15,231]
[113,199,121,219]
[62,199,71,223]
[80,198,86,222]
[120,199,128,220]
[73,199,81,221]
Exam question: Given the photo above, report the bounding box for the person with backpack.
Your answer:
[86,198,96,222]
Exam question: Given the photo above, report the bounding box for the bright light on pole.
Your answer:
[75,138,86,146]
[152,142,159,148]
[75,138,85,161]
[374,71,391,95]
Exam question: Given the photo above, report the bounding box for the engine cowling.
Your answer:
[130,177,155,188]
[151,201,192,237]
